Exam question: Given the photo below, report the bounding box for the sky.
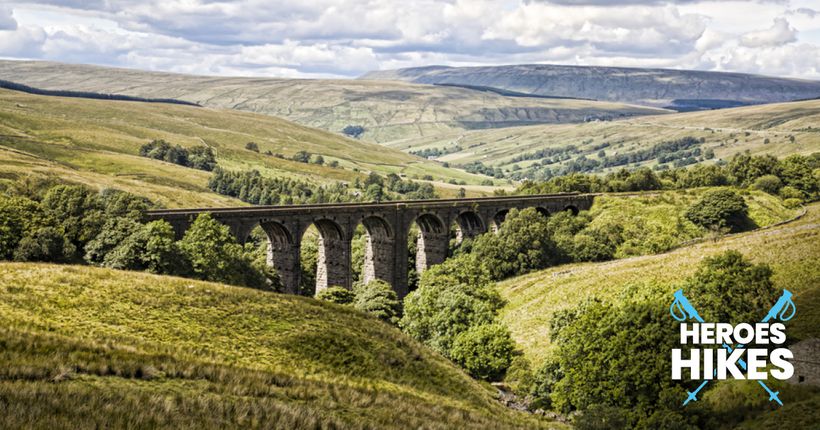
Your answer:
[1,0,819,79]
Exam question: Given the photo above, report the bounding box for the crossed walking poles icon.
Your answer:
[669,289,796,406]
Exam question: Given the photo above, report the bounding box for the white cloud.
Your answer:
[740,18,797,48]
[1,0,819,79]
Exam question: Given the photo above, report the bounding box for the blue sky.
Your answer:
[1,0,819,79]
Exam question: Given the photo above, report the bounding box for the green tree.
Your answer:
[450,323,515,381]
[472,208,558,280]
[245,142,259,152]
[83,217,142,265]
[684,189,750,232]
[177,213,272,289]
[13,227,76,263]
[353,280,401,324]
[40,185,104,256]
[751,175,782,195]
[687,250,777,325]
[0,195,47,259]
[292,151,311,163]
[400,255,504,357]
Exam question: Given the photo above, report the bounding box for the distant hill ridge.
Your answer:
[361,64,820,110]
[0,79,200,106]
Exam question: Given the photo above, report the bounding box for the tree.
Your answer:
[177,213,272,289]
[311,155,324,165]
[353,280,401,324]
[684,189,749,232]
[457,187,466,198]
[245,142,259,152]
[292,151,311,163]
[450,323,515,381]
[364,183,384,202]
[83,217,142,265]
[99,189,150,220]
[687,250,777,325]
[0,195,47,259]
[751,175,782,195]
[13,227,75,263]
[472,208,558,280]
[188,146,217,171]
[40,185,104,256]
[316,286,355,304]
[400,255,504,357]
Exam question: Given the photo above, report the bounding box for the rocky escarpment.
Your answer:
[361,64,820,110]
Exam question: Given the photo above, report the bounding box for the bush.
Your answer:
[684,189,749,232]
[779,185,805,201]
[687,250,777,325]
[245,142,259,152]
[342,125,365,138]
[316,286,355,304]
[782,197,803,209]
[450,324,515,381]
[353,280,401,324]
[751,175,782,195]
[13,227,75,262]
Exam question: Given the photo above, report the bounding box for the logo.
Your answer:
[669,289,796,406]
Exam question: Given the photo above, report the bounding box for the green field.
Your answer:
[498,199,818,365]
[0,263,562,429]
[0,88,498,207]
[389,99,820,173]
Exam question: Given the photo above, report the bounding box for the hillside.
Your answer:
[388,99,820,175]
[0,263,559,429]
[0,60,668,143]
[498,201,820,365]
[362,64,820,109]
[0,88,500,208]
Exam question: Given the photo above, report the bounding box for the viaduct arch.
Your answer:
[146,193,594,298]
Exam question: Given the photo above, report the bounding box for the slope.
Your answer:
[362,64,820,109]
[0,60,668,143]
[389,99,820,174]
[0,88,495,208]
[0,263,560,429]
[498,201,820,365]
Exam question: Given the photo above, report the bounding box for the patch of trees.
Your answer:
[463,161,505,178]
[208,168,438,206]
[410,145,462,159]
[517,151,820,204]
[509,144,579,164]
[342,125,365,138]
[139,139,217,171]
[0,79,200,106]
[0,182,275,290]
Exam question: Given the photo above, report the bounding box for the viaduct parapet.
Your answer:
[146,194,594,298]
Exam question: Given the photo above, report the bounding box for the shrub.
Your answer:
[778,185,805,201]
[782,197,802,209]
[316,286,355,304]
[751,175,782,195]
[245,142,259,152]
[292,151,311,163]
[342,125,365,138]
[684,189,749,232]
[450,323,515,381]
[353,280,401,324]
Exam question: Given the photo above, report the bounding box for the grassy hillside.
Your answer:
[498,200,818,365]
[0,88,497,208]
[0,60,668,144]
[0,263,560,429]
[390,99,820,174]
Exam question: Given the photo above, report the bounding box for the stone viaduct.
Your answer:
[146,194,594,298]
